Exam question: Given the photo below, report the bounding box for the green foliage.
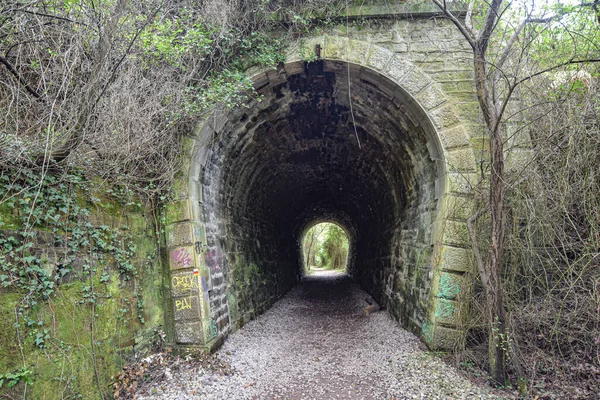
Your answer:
[0,167,163,398]
[0,368,32,389]
[139,16,214,68]
[0,169,142,312]
[303,222,349,271]
[136,10,285,120]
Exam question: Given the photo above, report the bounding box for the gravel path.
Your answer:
[139,272,494,399]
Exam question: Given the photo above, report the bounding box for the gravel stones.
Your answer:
[138,272,492,400]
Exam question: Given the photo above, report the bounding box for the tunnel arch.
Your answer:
[166,38,479,351]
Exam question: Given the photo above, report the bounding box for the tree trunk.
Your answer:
[473,45,508,386]
[487,120,508,385]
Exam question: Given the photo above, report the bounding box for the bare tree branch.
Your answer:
[0,54,41,98]
[431,0,476,48]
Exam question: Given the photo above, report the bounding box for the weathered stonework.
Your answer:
[162,4,505,352]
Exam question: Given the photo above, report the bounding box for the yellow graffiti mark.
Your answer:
[172,275,198,292]
[175,296,193,311]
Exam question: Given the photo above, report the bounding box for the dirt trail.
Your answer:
[139,272,492,399]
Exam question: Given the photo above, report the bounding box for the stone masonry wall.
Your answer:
[167,3,483,352]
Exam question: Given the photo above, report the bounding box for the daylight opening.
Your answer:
[302,222,350,274]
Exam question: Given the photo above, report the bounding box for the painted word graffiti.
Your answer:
[172,275,198,292]
[175,296,193,311]
[171,247,192,268]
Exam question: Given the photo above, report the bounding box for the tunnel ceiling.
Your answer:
[202,59,439,307]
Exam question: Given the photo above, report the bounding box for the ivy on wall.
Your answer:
[0,167,163,398]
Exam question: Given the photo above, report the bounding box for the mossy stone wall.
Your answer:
[0,178,164,399]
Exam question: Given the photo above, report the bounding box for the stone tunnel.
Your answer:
[165,29,488,351]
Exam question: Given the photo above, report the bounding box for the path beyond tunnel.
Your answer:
[142,272,491,399]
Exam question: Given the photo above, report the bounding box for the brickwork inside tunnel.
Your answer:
[200,60,440,337]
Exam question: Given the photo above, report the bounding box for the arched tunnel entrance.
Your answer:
[167,43,478,351]
[207,59,438,324]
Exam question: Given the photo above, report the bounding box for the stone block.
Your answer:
[398,69,431,95]
[391,42,408,53]
[166,222,194,247]
[169,246,196,271]
[446,195,476,221]
[366,46,393,71]
[448,172,480,194]
[445,148,477,172]
[284,61,304,77]
[430,325,465,350]
[384,57,410,82]
[323,36,347,60]
[175,320,204,344]
[170,270,200,297]
[439,125,471,150]
[433,298,461,325]
[266,69,286,86]
[169,177,189,201]
[442,220,470,247]
[415,84,447,110]
[439,245,474,273]
[252,71,269,89]
[173,294,201,321]
[193,223,208,249]
[430,70,474,82]
[165,200,192,224]
[440,80,476,93]
[453,101,482,123]
[347,39,371,65]
[434,272,465,300]
[421,319,435,345]
[429,104,461,130]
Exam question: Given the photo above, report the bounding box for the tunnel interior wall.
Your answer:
[196,59,442,337]
[165,19,484,350]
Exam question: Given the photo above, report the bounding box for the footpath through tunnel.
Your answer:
[169,46,478,350]
[199,59,440,334]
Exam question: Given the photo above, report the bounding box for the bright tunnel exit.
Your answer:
[302,222,350,274]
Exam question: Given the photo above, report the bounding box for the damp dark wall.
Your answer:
[200,61,439,334]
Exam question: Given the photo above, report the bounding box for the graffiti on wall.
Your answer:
[204,249,222,272]
[201,276,210,302]
[175,296,193,311]
[203,318,218,339]
[227,290,238,325]
[170,247,192,269]
[172,274,198,292]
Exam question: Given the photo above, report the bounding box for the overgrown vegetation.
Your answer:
[436,0,600,395]
[2,0,600,397]
[0,166,162,398]
[0,0,345,195]
[302,222,349,272]
[506,71,599,396]
[0,1,343,397]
